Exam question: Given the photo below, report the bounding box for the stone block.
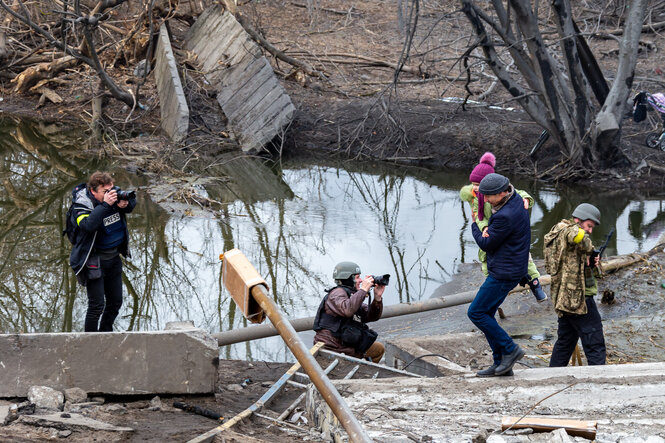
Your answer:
[154,23,189,143]
[0,329,218,397]
[27,386,63,410]
[64,387,87,404]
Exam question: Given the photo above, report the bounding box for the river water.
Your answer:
[2,117,665,361]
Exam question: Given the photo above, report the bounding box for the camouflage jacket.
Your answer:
[543,219,595,316]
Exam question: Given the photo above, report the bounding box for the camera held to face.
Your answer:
[113,186,136,201]
[371,274,390,286]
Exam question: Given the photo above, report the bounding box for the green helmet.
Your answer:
[333,261,361,280]
[572,203,601,225]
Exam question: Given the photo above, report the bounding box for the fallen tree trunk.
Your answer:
[212,243,665,346]
[11,56,77,93]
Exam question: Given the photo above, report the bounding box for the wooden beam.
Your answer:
[501,416,597,439]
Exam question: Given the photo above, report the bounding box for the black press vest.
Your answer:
[313,286,365,335]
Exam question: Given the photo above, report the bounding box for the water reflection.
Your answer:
[1,118,665,362]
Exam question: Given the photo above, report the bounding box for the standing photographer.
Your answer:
[313,261,385,363]
[69,171,136,332]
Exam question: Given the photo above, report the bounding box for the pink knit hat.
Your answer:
[469,152,496,183]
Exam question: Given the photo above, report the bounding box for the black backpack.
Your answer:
[63,183,86,244]
[633,91,648,123]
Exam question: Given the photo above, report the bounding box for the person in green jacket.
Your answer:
[460,152,547,302]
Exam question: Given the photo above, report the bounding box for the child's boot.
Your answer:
[528,278,548,302]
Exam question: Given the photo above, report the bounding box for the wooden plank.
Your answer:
[187,9,228,56]
[224,71,278,120]
[219,36,259,72]
[187,342,325,443]
[210,49,264,94]
[206,48,260,92]
[216,58,271,107]
[501,416,597,439]
[234,87,291,131]
[238,101,295,152]
[235,93,293,137]
[202,30,252,76]
[186,5,296,153]
[230,88,292,149]
[216,62,273,113]
[199,23,244,72]
[183,4,221,51]
[203,13,246,59]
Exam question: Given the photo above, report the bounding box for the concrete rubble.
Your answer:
[0,324,219,397]
[306,362,665,442]
[18,412,133,433]
[27,386,64,410]
[64,387,88,404]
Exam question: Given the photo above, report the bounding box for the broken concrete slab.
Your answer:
[154,22,189,143]
[306,362,665,441]
[18,412,133,432]
[184,5,295,154]
[0,404,9,424]
[0,329,218,397]
[385,332,484,376]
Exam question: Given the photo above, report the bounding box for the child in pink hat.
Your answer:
[460,152,547,303]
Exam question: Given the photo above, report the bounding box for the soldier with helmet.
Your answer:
[313,261,385,363]
[544,203,606,366]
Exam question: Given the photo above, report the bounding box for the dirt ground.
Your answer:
[3,1,665,441]
[1,246,664,442]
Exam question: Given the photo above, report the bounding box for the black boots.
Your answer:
[476,363,514,377]
[495,346,525,375]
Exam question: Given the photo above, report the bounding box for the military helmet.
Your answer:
[572,203,601,225]
[333,261,361,280]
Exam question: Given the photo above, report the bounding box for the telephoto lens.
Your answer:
[371,274,390,286]
[113,186,136,200]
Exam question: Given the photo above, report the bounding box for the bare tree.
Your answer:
[0,0,203,117]
[459,0,648,177]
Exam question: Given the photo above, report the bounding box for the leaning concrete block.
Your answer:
[154,22,189,143]
[0,329,218,397]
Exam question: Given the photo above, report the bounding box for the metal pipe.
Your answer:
[213,253,646,347]
[250,284,372,443]
[318,349,422,378]
[213,289,478,346]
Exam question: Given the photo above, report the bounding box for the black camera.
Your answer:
[112,186,136,201]
[371,274,390,286]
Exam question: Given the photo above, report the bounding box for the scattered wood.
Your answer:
[501,416,597,439]
[11,57,77,93]
[187,343,325,443]
[289,2,362,17]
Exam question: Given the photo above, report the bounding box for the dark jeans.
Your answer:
[85,255,123,332]
[550,296,606,366]
[467,275,521,365]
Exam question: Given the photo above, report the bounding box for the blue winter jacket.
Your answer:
[471,190,530,280]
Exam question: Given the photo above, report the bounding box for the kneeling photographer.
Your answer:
[68,171,136,332]
[313,261,387,363]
